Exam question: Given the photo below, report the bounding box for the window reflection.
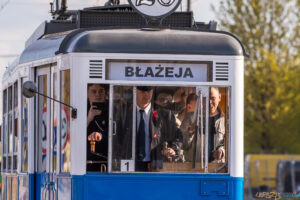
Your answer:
[61,70,71,172]
[86,84,109,172]
[22,78,28,171]
[86,85,229,173]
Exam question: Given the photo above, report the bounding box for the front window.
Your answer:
[86,84,230,173]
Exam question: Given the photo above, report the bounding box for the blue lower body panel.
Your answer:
[72,174,244,200]
[1,173,243,199]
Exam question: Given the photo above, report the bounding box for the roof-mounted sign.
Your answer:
[128,0,181,18]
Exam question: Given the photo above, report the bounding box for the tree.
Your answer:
[213,0,300,153]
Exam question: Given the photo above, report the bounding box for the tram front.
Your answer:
[4,1,247,199]
[67,27,245,200]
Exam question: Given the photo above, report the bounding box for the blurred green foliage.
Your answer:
[213,0,300,153]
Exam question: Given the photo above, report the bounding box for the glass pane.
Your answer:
[13,82,18,154]
[3,157,6,170]
[13,155,17,170]
[8,156,11,170]
[8,86,13,155]
[3,89,7,113]
[60,70,71,172]
[52,73,58,172]
[22,78,29,171]
[86,84,109,172]
[8,113,13,154]
[38,75,48,172]
[111,86,133,172]
[207,87,229,172]
[14,117,18,152]
[2,115,7,154]
[8,86,12,111]
[14,82,18,108]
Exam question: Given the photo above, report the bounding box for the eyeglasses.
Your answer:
[157,97,172,103]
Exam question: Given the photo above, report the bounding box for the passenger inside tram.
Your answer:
[153,88,183,114]
[180,87,225,164]
[86,84,109,172]
[208,87,225,163]
[180,93,199,162]
[172,87,196,127]
[87,85,227,173]
[121,86,183,171]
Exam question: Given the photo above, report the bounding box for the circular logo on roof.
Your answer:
[128,0,181,18]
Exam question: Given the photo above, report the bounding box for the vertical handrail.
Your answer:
[200,93,203,169]
[108,84,114,172]
[132,87,137,171]
[204,93,209,173]
[192,91,201,169]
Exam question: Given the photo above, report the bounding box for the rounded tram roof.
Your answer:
[19,28,247,64]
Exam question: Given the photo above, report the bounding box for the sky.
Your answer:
[0,0,220,119]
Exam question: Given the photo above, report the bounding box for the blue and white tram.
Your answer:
[1,4,246,200]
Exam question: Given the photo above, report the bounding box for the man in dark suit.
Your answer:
[88,86,183,172]
[133,86,183,171]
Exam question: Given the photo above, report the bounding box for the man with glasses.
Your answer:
[121,86,183,171]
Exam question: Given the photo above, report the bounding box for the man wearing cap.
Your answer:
[123,86,183,171]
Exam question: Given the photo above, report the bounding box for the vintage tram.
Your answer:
[1,1,246,200]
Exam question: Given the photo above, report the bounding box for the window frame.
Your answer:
[21,77,29,172]
[101,84,231,174]
[2,88,8,172]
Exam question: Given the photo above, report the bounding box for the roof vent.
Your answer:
[215,62,229,81]
[89,60,103,79]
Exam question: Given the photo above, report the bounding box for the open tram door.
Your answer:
[34,65,58,200]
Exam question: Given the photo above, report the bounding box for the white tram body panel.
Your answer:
[68,52,245,178]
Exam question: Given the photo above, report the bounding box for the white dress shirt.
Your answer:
[137,103,151,162]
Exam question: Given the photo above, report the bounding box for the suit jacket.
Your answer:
[118,104,183,169]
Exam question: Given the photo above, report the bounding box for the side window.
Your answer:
[2,89,7,171]
[13,81,18,170]
[60,70,71,172]
[8,86,13,170]
[53,73,58,172]
[86,84,109,172]
[22,78,29,171]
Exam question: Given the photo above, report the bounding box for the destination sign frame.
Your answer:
[128,0,182,18]
[106,60,212,82]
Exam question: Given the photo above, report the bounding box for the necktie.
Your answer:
[137,109,145,161]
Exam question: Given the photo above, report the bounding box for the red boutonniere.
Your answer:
[153,110,158,119]
[154,133,158,139]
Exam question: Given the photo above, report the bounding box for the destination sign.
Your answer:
[107,61,209,82]
[128,0,181,18]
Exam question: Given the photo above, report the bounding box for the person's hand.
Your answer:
[88,132,102,142]
[212,148,224,160]
[87,104,102,126]
[162,148,176,157]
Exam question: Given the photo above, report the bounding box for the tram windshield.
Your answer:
[86,84,229,173]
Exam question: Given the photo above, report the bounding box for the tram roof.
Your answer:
[19,28,247,64]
